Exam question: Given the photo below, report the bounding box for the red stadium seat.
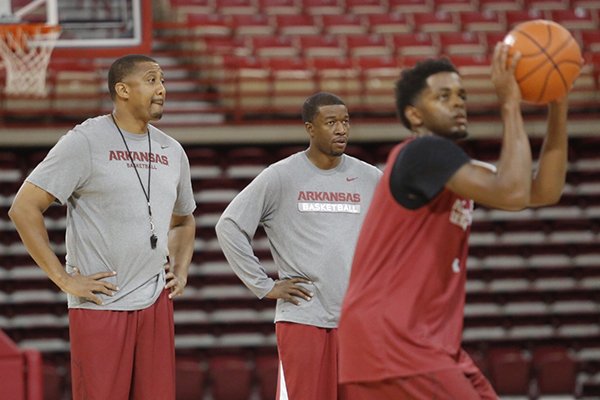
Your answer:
[479,0,524,11]
[230,14,274,36]
[176,358,206,400]
[389,0,433,13]
[484,31,508,52]
[303,0,344,15]
[392,32,438,58]
[219,55,271,111]
[459,11,504,33]
[208,355,252,400]
[550,9,598,30]
[42,361,67,400]
[311,57,361,107]
[258,0,298,14]
[276,14,320,36]
[533,346,577,395]
[250,36,298,59]
[439,32,486,56]
[367,13,412,35]
[582,30,600,53]
[345,0,387,14]
[346,34,391,58]
[268,58,317,110]
[487,347,532,396]
[505,9,546,29]
[435,0,477,12]
[413,11,460,33]
[299,35,345,59]
[171,0,213,15]
[356,55,401,111]
[321,14,367,35]
[523,0,569,10]
[215,0,256,14]
[255,353,279,400]
[572,0,600,9]
[186,13,230,36]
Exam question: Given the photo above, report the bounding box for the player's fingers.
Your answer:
[94,285,116,297]
[290,285,313,299]
[284,294,301,305]
[87,293,103,305]
[287,277,312,284]
[95,279,118,292]
[287,287,312,301]
[497,43,509,71]
[164,279,176,290]
[168,286,184,299]
[88,271,117,281]
[492,42,502,68]
[509,50,522,71]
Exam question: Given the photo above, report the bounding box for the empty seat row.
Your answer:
[172,0,600,17]
[182,9,599,37]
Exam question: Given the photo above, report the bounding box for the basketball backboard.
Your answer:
[4,0,152,58]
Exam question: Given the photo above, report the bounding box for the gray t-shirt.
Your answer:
[27,115,196,310]
[216,151,382,328]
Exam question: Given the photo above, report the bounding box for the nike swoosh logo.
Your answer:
[346,177,358,182]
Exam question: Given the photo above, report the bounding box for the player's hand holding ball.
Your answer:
[503,19,583,105]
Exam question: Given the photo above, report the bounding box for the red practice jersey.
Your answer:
[338,140,474,383]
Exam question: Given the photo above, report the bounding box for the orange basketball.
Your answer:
[503,19,582,105]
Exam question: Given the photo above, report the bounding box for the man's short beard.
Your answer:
[450,129,468,140]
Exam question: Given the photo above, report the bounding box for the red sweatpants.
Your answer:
[276,321,340,400]
[69,290,175,400]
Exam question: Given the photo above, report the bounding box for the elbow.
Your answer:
[8,202,23,224]
[214,217,227,240]
[530,190,563,208]
[499,188,531,211]
[540,191,563,206]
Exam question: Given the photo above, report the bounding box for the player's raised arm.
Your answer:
[529,96,569,207]
[446,43,531,211]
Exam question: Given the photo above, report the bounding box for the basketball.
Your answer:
[503,19,582,105]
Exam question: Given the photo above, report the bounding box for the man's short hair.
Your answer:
[395,58,458,130]
[301,92,346,123]
[108,54,157,100]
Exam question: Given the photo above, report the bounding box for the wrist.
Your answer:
[53,270,72,292]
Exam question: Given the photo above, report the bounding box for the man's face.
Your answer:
[307,104,350,157]
[121,61,166,122]
[412,72,468,140]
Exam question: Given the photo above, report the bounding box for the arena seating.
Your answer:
[2,0,599,125]
[2,136,600,398]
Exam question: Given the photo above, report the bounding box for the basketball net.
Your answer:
[0,24,61,97]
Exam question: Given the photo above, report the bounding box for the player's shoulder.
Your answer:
[270,151,303,170]
[148,124,184,151]
[67,114,108,137]
[403,135,457,151]
[254,151,304,184]
[343,154,382,178]
[55,115,109,148]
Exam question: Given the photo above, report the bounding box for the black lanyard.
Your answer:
[111,114,158,249]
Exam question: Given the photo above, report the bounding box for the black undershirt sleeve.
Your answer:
[389,136,471,210]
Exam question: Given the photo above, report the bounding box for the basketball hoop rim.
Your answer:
[0,23,61,37]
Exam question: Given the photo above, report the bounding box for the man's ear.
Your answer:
[405,105,422,128]
[305,122,314,137]
[115,82,129,99]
